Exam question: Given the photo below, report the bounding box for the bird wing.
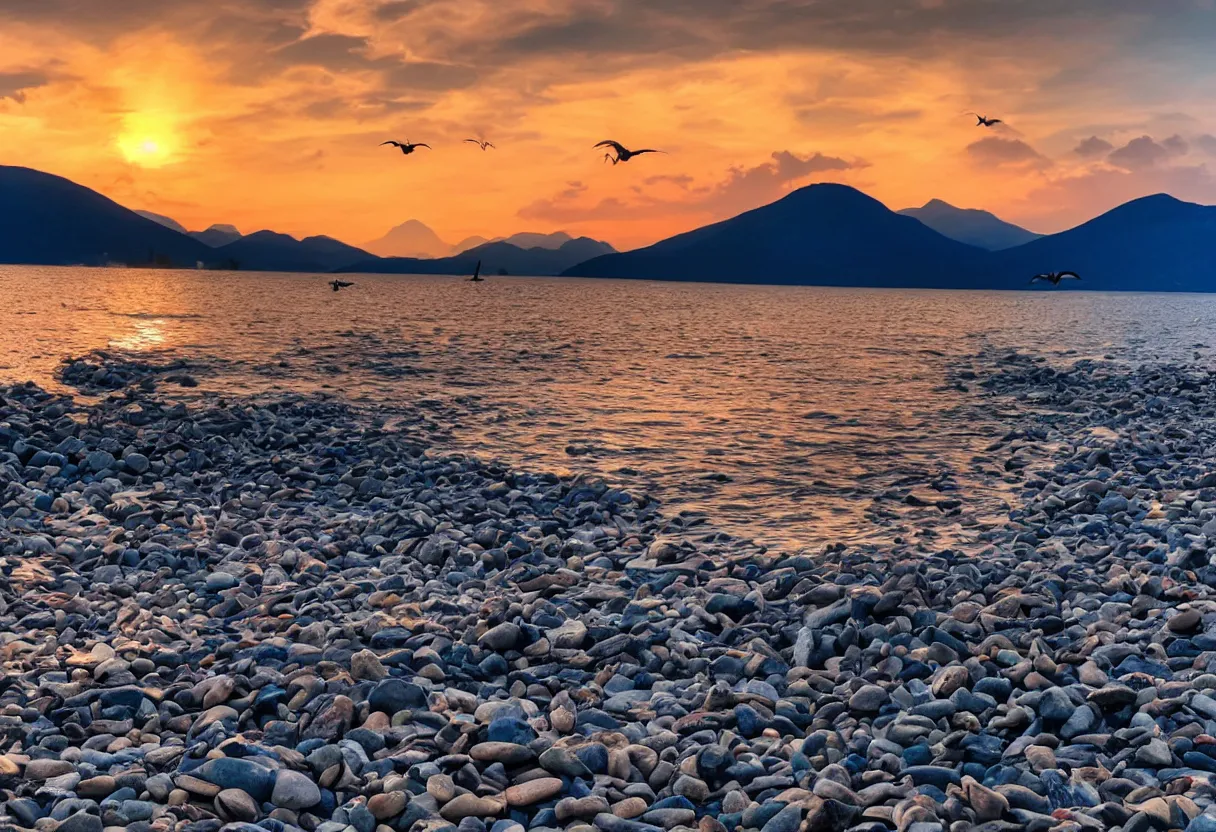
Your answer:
[1059,271,1080,279]
[989,118,1003,125]
[485,142,495,149]
[633,149,664,155]
[464,138,480,144]
[379,141,401,147]
[415,143,431,149]
[1030,275,1045,283]
[595,140,627,154]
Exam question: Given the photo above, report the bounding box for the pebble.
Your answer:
[4,351,1216,832]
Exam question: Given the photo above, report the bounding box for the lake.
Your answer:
[4,265,1213,550]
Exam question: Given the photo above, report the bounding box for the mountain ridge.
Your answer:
[898,199,1042,251]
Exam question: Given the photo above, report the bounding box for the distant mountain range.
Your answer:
[137,210,244,248]
[566,184,998,288]
[567,184,1216,291]
[6,164,1216,291]
[363,221,601,259]
[337,237,617,277]
[898,199,1042,250]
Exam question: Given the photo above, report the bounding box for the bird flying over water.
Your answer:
[464,139,495,151]
[468,260,484,282]
[1030,271,1080,286]
[595,140,665,165]
[330,280,355,292]
[380,140,430,155]
[966,113,1003,128]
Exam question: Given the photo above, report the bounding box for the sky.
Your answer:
[1,1,1215,250]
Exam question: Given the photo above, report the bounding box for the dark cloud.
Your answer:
[1074,136,1114,158]
[0,70,49,103]
[1107,135,1174,169]
[273,33,373,71]
[384,62,479,92]
[1198,135,1216,156]
[966,137,1050,168]
[1162,134,1188,156]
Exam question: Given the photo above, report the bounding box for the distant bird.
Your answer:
[1030,271,1081,286]
[330,280,355,292]
[966,113,1003,128]
[464,139,495,151]
[468,260,484,282]
[595,140,664,165]
[380,140,430,155]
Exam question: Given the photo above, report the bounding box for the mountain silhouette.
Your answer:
[899,199,1041,251]
[0,166,210,267]
[135,210,188,235]
[215,231,373,272]
[565,183,998,288]
[363,219,451,258]
[995,194,1216,290]
[340,237,615,277]
[451,235,491,254]
[191,224,243,247]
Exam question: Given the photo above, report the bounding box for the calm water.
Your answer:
[4,266,1214,550]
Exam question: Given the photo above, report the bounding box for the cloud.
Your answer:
[273,33,372,71]
[966,137,1050,169]
[1199,135,1216,156]
[519,148,866,224]
[1107,135,1187,170]
[0,70,48,103]
[1073,136,1113,158]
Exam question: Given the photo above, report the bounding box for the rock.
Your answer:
[194,758,276,802]
[505,778,563,806]
[849,684,888,712]
[351,649,389,681]
[272,770,321,810]
[469,742,535,766]
[25,759,74,779]
[1170,609,1203,632]
[56,811,103,832]
[216,788,259,822]
[369,678,427,713]
[440,794,507,821]
[479,622,522,651]
[369,791,408,820]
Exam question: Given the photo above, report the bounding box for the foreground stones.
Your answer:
[3,351,1216,832]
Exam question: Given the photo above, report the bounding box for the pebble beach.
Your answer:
[5,345,1216,832]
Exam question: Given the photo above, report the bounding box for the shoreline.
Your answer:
[1,351,1216,832]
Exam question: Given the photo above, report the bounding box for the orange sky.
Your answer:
[2,1,1215,250]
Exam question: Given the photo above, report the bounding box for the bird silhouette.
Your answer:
[330,280,355,292]
[468,260,484,282]
[1030,271,1080,286]
[595,140,665,165]
[966,113,1003,128]
[464,139,495,151]
[380,140,430,155]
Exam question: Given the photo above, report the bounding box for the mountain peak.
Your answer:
[364,219,451,258]
[899,198,1041,250]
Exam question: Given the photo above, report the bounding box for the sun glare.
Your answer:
[117,112,178,168]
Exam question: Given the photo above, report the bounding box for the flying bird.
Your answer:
[1030,271,1081,286]
[966,113,1003,128]
[464,139,495,151]
[595,140,665,165]
[468,260,484,282]
[380,140,430,155]
[330,280,355,292]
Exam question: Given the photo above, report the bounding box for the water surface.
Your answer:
[4,266,1212,550]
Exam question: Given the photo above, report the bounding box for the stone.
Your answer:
[272,770,321,810]
[505,777,563,806]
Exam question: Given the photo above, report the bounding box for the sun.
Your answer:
[116,112,178,168]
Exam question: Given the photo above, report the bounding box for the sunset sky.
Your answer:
[2,1,1215,250]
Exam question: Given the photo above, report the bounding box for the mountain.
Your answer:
[994,194,1216,291]
[191,224,242,247]
[564,183,1000,288]
[451,235,490,254]
[214,231,374,272]
[363,220,451,258]
[500,231,574,250]
[135,210,189,235]
[339,237,617,277]
[899,199,1042,251]
[0,166,211,267]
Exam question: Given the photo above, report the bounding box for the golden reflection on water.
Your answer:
[4,265,1216,550]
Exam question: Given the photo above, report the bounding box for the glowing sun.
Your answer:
[117,113,178,167]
